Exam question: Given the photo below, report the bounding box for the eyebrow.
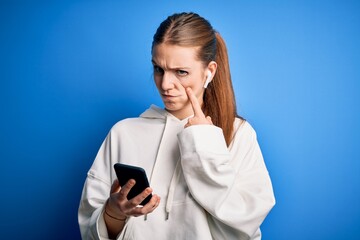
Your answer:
[151,59,191,70]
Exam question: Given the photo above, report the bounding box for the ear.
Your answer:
[203,61,217,88]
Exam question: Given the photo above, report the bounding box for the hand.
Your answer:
[106,179,161,219]
[184,87,213,128]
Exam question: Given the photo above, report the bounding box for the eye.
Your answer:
[153,65,164,75]
[176,70,188,76]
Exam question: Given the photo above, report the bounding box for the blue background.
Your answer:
[1,1,359,239]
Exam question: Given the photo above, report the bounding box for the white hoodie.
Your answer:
[78,105,275,240]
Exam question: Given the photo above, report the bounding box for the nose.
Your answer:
[161,72,175,91]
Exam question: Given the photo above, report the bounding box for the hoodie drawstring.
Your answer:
[165,158,182,220]
[140,109,187,221]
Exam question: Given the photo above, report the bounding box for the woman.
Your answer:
[78,12,275,240]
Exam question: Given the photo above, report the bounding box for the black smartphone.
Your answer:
[114,163,152,206]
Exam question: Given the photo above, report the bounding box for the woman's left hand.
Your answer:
[184,87,213,128]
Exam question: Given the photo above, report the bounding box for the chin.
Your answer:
[164,102,181,111]
[163,100,186,111]
[163,101,192,118]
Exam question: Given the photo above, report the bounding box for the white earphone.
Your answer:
[203,70,212,88]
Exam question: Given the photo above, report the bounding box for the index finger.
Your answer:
[186,87,204,117]
[117,179,136,200]
[110,179,121,194]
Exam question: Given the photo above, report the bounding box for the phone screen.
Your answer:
[114,163,152,205]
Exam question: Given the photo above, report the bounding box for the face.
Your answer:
[152,43,208,119]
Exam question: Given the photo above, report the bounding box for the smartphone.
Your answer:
[114,163,152,206]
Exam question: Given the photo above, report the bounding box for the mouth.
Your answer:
[162,94,178,99]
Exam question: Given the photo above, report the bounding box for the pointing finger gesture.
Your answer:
[185,87,213,128]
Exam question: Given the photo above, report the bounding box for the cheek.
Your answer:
[181,74,201,88]
[185,77,204,91]
[188,79,205,98]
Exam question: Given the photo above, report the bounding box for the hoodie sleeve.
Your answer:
[78,125,126,240]
[177,121,275,238]
[78,132,114,240]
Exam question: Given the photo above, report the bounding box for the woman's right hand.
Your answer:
[106,179,161,219]
[104,179,160,238]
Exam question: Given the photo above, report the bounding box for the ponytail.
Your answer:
[203,32,238,146]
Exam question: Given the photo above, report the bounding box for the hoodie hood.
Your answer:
[140,105,193,122]
[140,105,168,119]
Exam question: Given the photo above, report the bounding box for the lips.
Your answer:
[162,93,177,98]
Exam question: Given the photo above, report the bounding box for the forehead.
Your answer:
[152,44,202,67]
